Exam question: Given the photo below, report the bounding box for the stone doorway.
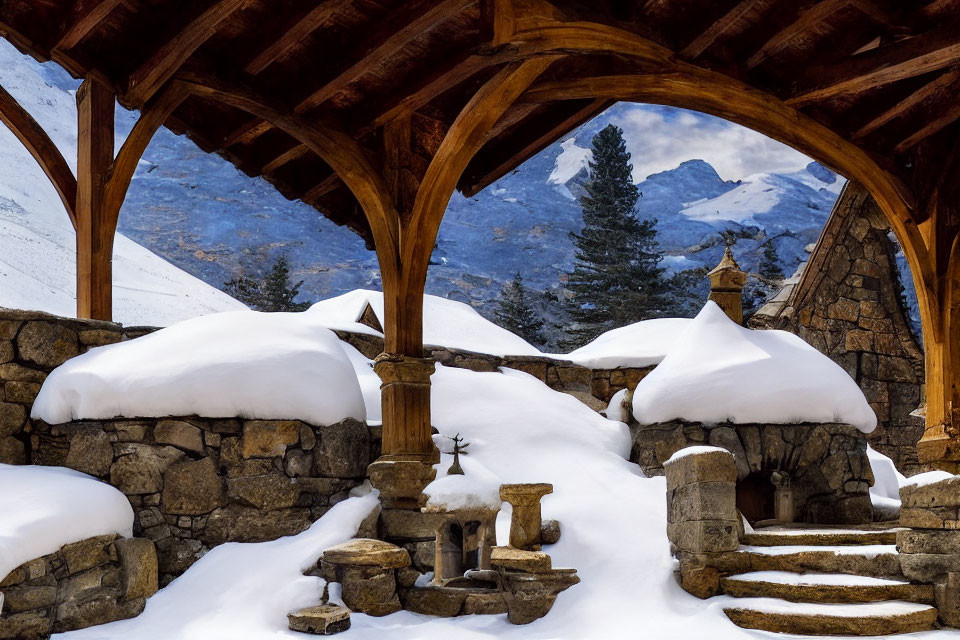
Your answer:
[737,471,775,523]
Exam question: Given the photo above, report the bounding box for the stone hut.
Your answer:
[630,302,876,525]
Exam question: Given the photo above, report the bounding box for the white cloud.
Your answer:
[608,104,813,183]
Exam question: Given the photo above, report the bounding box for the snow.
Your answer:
[868,445,907,519]
[720,597,933,617]
[422,439,503,513]
[0,464,133,581]
[548,138,591,186]
[307,289,542,357]
[31,310,366,425]
[664,445,729,465]
[727,571,909,587]
[556,318,691,369]
[902,470,955,488]
[604,388,628,422]
[680,173,780,223]
[0,40,245,326]
[632,302,878,432]
[738,544,897,557]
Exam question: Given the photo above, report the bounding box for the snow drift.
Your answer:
[558,318,691,368]
[307,289,542,357]
[632,301,877,432]
[31,310,365,425]
[0,464,133,580]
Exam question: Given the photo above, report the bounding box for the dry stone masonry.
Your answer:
[29,416,379,584]
[0,534,157,640]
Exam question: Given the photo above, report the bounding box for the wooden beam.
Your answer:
[789,22,960,106]
[104,82,190,220]
[855,68,960,138]
[56,0,123,51]
[463,98,612,196]
[896,99,960,152]
[262,142,310,174]
[222,117,272,147]
[680,0,764,60]
[746,0,851,70]
[126,0,248,106]
[303,173,341,203]
[295,0,474,114]
[244,0,353,75]
[0,83,77,228]
[354,48,514,137]
[75,78,115,321]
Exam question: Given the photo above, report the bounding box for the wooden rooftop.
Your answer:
[1,0,959,248]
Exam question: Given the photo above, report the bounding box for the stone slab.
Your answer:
[287,605,350,635]
[490,547,552,572]
[322,538,410,569]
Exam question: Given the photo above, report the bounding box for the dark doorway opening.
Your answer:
[737,471,775,523]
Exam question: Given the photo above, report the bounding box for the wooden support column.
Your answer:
[75,78,115,321]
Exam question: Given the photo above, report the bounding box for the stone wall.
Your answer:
[633,420,874,524]
[751,183,925,474]
[337,330,652,407]
[30,416,380,585]
[0,534,157,639]
[0,307,155,466]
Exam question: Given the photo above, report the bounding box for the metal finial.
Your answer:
[447,433,470,475]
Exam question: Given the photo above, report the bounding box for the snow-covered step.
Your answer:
[743,527,903,547]
[720,571,934,604]
[731,544,903,578]
[723,598,937,636]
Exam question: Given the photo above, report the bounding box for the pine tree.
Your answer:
[758,239,784,283]
[495,272,546,346]
[563,124,672,348]
[224,255,310,312]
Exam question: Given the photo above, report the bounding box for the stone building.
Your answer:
[751,183,925,474]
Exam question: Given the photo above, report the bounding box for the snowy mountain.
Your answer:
[0,42,244,326]
[0,43,848,329]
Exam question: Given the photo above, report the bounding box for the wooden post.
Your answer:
[76,78,115,321]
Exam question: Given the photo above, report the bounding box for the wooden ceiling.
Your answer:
[1,0,959,248]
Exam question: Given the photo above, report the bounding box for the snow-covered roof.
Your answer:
[307,289,542,357]
[0,464,133,580]
[31,310,366,425]
[632,301,877,432]
[556,318,691,369]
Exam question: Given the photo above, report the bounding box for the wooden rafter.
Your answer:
[294,0,475,114]
[222,117,272,147]
[126,0,248,106]
[856,69,960,138]
[0,83,77,228]
[56,0,123,51]
[354,48,514,137]
[680,0,764,60]
[262,142,310,174]
[789,22,960,106]
[244,0,353,75]
[303,174,342,203]
[896,99,960,152]
[746,0,851,70]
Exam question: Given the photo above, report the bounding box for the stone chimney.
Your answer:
[708,246,747,324]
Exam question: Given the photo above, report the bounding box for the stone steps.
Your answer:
[742,528,903,547]
[720,571,934,604]
[731,544,904,578]
[723,598,938,636]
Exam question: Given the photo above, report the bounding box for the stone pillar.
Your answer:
[368,354,438,509]
[501,484,553,551]
[665,447,740,555]
[319,539,410,617]
[707,247,747,324]
[897,476,960,627]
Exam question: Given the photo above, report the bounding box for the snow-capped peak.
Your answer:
[548,138,591,186]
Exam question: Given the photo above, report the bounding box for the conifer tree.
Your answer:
[495,272,546,346]
[224,255,310,312]
[563,124,672,347]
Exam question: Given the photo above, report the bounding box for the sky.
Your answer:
[609,104,814,183]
